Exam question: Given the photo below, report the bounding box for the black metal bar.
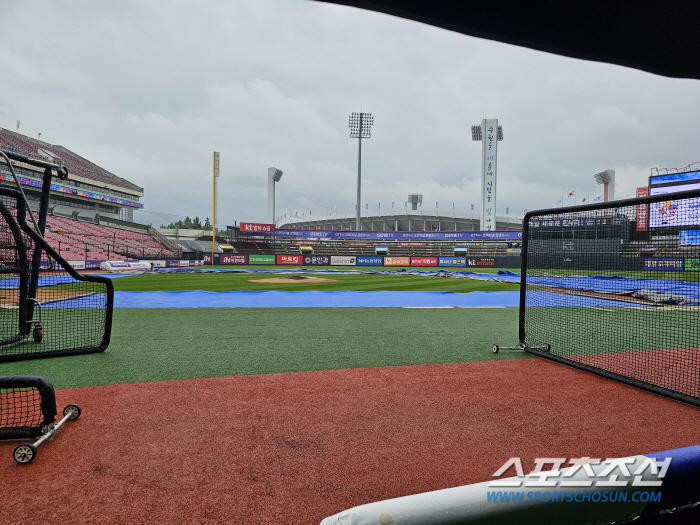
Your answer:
[518,211,531,344]
[0,197,29,338]
[27,167,53,323]
[0,149,68,179]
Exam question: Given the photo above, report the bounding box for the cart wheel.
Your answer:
[544,343,551,353]
[14,443,37,464]
[63,404,81,420]
[492,344,499,353]
[32,327,42,343]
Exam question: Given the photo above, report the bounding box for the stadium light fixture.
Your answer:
[349,111,373,230]
[593,169,615,202]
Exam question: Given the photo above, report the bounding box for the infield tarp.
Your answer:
[56,290,645,308]
[528,274,700,304]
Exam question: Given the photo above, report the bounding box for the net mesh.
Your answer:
[0,189,113,362]
[521,190,700,405]
[0,387,43,430]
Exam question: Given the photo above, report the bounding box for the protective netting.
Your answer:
[521,189,700,406]
[0,189,113,362]
[0,376,57,439]
[0,387,43,429]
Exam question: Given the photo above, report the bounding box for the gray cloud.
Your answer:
[1,0,698,227]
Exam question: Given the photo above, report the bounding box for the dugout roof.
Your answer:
[316,1,700,81]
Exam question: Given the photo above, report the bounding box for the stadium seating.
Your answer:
[39,214,174,260]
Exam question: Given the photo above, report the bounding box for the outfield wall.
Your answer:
[202,253,521,268]
[66,260,205,270]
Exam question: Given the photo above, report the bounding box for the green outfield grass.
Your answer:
[111,266,521,293]
[0,307,525,389]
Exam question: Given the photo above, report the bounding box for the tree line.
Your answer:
[160,216,211,230]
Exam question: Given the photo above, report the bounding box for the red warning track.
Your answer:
[2,359,700,524]
[569,348,700,397]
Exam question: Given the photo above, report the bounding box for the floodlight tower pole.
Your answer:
[349,112,373,230]
[267,168,284,224]
[471,120,503,231]
[594,169,615,202]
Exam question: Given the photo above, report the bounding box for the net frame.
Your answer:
[0,185,114,362]
[519,187,700,407]
[0,375,57,439]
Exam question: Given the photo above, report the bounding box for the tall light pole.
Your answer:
[349,111,373,230]
[471,120,503,231]
[267,168,283,224]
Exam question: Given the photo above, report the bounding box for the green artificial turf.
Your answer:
[111,266,521,293]
[0,307,527,389]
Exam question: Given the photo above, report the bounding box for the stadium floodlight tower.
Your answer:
[349,111,374,230]
[267,167,283,225]
[471,120,503,231]
[408,193,423,210]
[594,169,615,202]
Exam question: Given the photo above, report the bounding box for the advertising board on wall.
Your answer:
[438,257,466,267]
[240,222,275,233]
[356,256,383,266]
[644,259,684,271]
[221,254,248,265]
[277,255,302,265]
[636,187,649,231]
[330,256,356,266]
[410,257,438,267]
[274,229,521,241]
[467,257,496,267]
[384,257,410,266]
[249,254,276,265]
[303,255,331,266]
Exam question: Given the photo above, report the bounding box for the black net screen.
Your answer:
[0,376,56,439]
[520,188,700,406]
[0,188,113,362]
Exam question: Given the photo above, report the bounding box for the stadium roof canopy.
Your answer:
[0,128,143,194]
[315,0,700,81]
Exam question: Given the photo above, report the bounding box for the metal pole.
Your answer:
[212,152,216,265]
[355,114,363,231]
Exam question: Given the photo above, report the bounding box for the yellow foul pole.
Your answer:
[212,152,220,264]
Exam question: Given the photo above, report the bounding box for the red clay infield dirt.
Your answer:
[2,359,700,524]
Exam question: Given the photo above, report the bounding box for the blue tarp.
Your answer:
[111,290,519,308]
[528,274,700,303]
[74,290,638,309]
[0,272,143,289]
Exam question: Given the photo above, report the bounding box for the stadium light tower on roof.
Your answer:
[472,119,503,231]
[349,111,373,230]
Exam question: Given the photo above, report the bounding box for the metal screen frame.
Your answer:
[0,187,114,362]
[0,375,57,439]
[519,187,700,407]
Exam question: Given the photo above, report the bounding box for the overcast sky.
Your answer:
[2,0,699,227]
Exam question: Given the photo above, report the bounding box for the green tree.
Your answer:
[183,216,193,229]
[204,217,211,230]
[193,216,202,229]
